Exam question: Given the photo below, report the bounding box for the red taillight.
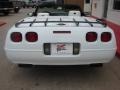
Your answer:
[26,32,38,42]
[11,32,22,42]
[101,32,111,42]
[86,32,97,42]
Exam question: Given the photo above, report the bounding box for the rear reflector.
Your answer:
[44,43,51,55]
[101,32,111,42]
[86,32,97,42]
[73,43,80,55]
[26,32,38,42]
[11,32,22,42]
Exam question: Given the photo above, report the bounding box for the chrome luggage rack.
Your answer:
[15,18,107,27]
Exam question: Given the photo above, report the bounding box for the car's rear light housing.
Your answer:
[44,43,51,55]
[26,32,38,42]
[11,32,22,42]
[101,32,111,42]
[86,32,97,42]
[73,43,80,55]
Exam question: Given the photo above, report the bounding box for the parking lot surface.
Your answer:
[0,9,120,90]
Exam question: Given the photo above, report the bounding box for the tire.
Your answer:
[23,6,25,8]
[90,63,103,67]
[3,11,9,16]
[14,8,19,13]
[18,64,32,68]
[32,6,34,8]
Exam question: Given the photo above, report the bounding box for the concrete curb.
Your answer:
[0,21,6,27]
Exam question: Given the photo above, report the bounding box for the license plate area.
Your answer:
[51,43,73,55]
[44,43,80,55]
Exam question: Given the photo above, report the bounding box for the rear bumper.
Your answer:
[5,48,116,65]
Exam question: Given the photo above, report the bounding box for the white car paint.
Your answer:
[4,13,117,65]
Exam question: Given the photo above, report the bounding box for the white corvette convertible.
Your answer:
[4,3,116,67]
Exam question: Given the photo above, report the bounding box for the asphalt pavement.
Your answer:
[0,8,120,90]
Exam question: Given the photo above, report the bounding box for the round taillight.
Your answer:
[101,32,111,42]
[26,32,38,42]
[11,32,22,42]
[86,32,97,42]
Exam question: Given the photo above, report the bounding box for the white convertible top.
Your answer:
[16,16,105,28]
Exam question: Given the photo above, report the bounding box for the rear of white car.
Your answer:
[4,16,116,65]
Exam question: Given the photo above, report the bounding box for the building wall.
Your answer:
[92,0,120,25]
[64,0,84,11]
[84,0,92,13]
[91,0,105,18]
[107,0,120,25]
